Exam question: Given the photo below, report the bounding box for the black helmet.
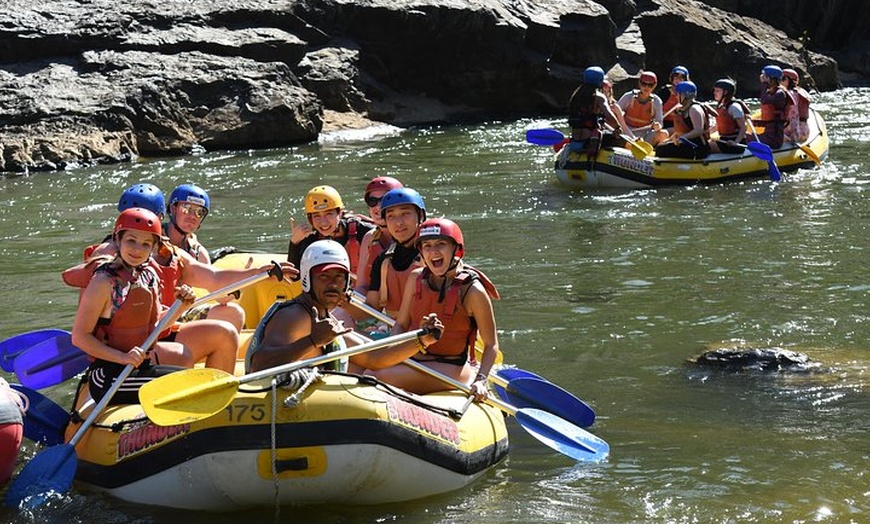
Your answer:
[714,78,737,97]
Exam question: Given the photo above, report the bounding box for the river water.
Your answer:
[0,89,867,523]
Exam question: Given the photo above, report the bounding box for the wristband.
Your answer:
[415,335,428,354]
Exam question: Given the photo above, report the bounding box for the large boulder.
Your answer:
[0,0,857,173]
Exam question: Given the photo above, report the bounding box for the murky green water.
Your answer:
[1,89,867,523]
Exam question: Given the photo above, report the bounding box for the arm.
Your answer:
[249,306,321,371]
[352,269,439,369]
[71,274,146,367]
[464,282,499,398]
[681,106,707,141]
[179,250,297,291]
[364,254,385,308]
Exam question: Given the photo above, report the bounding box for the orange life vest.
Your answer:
[378,243,423,316]
[758,86,790,124]
[150,243,185,308]
[624,91,655,128]
[662,92,679,124]
[92,264,161,353]
[716,101,740,137]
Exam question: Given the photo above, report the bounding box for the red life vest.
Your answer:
[716,102,740,137]
[759,86,790,124]
[408,264,500,364]
[341,214,375,275]
[378,243,423,316]
[150,243,185,307]
[92,264,160,353]
[794,87,811,121]
[358,227,393,289]
[624,91,655,128]
[662,91,679,124]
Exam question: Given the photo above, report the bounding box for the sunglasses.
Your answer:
[640,81,655,88]
[178,202,207,219]
[364,194,383,207]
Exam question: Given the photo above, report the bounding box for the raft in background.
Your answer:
[553,108,828,189]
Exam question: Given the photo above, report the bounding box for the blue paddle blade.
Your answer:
[747,141,774,162]
[493,367,544,401]
[526,128,566,146]
[0,329,69,372]
[10,384,69,446]
[514,408,609,462]
[505,377,596,428]
[3,443,77,509]
[13,334,89,390]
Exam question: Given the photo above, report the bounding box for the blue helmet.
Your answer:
[117,183,166,216]
[380,188,426,221]
[583,66,605,87]
[675,80,697,95]
[762,65,783,79]
[168,184,210,215]
[670,65,690,79]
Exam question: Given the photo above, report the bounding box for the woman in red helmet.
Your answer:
[71,208,199,404]
[781,68,811,143]
[355,218,500,400]
[617,71,669,146]
[354,176,404,295]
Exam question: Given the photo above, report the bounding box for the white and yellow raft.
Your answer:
[65,253,509,510]
[554,108,828,189]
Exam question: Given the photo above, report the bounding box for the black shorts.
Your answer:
[87,360,183,405]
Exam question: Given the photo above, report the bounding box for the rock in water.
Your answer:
[690,347,818,372]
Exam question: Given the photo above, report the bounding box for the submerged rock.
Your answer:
[689,347,820,373]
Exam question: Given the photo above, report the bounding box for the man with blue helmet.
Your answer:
[757,65,791,149]
[567,66,620,157]
[654,80,711,159]
[165,183,211,264]
[658,65,690,130]
[365,188,427,319]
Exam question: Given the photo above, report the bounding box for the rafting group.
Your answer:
[5,176,606,508]
[567,63,813,160]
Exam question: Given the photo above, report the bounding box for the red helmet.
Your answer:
[639,71,657,85]
[782,68,800,83]
[365,176,403,197]
[114,207,162,238]
[416,218,464,258]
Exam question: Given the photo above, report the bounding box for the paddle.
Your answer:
[0,329,69,372]
[401,359,609,462]
[12,262,286,391]
[795,142,822,165]
[3,299,183,509]
[490,373,596,428]
[525,128,566,147]
[745,119,781,181]
[138,328,430,426]
[9,384,70,446]
[13,333,89,390]
[3,264,286,509]
[346,293,597,428]
[621,134,654,159]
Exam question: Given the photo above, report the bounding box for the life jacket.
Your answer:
[409,263,499,364]
[758,85,790,125]
[245,295,347,373]
[92,263,161,354]
[163,222,207,262]
[794,87,811,121]
[358,227,393,289]
[673,102,709,143]
[378,242,423,316]
[624,91,655,128]
[662,90,679,124]
[150,242,185,308]
[340,214,375,274]
[715,100,744,138]
[568,94,603,132]
[62,255,116,289]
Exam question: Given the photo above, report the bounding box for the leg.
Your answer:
[205,302,245,332]
[174,320,239,373]
[366,361,475,395]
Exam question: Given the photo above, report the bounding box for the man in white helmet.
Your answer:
[246,240,355,372]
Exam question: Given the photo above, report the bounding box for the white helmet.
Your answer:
[300,240,351,293]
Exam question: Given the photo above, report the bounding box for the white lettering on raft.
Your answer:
[609,154,654,176]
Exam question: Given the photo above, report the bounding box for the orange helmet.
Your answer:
[114,208,162,238]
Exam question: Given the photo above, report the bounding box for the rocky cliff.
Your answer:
[0,0,855,173]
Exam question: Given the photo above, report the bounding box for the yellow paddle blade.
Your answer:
[626,138,654,160]
[799,144,822,165]
[138,368,239,426]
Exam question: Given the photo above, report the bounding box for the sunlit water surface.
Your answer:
[0,89,868,523]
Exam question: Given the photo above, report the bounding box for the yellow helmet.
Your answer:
[305,185,344,214]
